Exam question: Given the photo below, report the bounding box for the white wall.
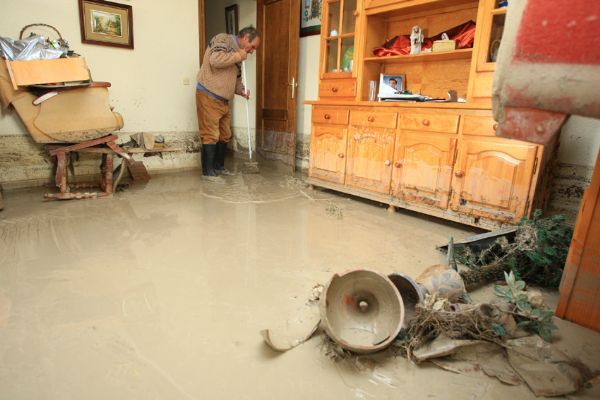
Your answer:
[558,116,600,167]
[296,35,320,167]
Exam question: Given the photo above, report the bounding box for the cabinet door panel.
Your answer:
[309,125,348,184]
[450,139,538,222]
[392,131,457,209]
[346,126,395,193]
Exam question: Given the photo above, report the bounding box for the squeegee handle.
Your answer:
[242,61,252,159]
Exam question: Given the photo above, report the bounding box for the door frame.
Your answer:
[256,0,300,170]
[198,0,205,64]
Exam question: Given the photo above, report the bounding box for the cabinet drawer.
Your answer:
[350,111,397,129]
[312,107,349,125]
[399,113,459,133]
[461,115,498,137]
[319,79,356,98]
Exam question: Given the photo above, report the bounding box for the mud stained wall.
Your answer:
[0,0,201,186]
[549,116,600,223]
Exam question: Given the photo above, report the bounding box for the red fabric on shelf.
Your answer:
[372,21,476,57]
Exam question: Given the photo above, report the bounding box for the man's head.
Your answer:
[237,26,261,54]
[389,78,398,89]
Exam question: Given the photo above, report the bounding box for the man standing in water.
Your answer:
[196,26,261,176]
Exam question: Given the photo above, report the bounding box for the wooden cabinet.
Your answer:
[346,111,396,193]
[306,0,555,229]
[450,138,538,223]
[392,131,457,209]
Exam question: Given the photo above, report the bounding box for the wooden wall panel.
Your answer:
[556,150,600,332]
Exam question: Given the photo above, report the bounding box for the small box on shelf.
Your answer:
[432,40,457,53]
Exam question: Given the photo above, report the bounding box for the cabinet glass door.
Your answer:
[477,0,507,72]
[326,39,339,73]
[322,0,357,76]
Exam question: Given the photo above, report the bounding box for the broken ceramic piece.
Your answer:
[388,273,426,328]
[416,264,466,302]
[412,334,480,361]
[320,269,404,354]
[260,302,321,352]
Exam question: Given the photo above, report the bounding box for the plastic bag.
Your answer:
[0,35,67,61]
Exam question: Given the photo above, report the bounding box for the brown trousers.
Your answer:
[196,89,232,145]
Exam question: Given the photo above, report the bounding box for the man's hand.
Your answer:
[241,90,250,100]
[238,48,248,61]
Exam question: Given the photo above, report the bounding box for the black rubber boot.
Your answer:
[215,141,233,175]
[215,141,227,171]
[201,144,218,176]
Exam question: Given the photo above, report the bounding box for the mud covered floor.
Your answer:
[1,166,599,399]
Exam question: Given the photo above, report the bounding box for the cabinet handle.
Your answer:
[422,119,430,126]
[384,160,391,166]
[455,170,465,178]
[338,153,345,158]
[324,113,331,120]
[394,161,403,168]
[368,116,375,122]
[493,123,498,131]
[331,87,338,93]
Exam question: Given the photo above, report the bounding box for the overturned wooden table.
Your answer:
[45,134,181,200]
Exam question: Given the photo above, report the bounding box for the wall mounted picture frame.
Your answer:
[78,0,134,49]
[225,4,239,35]
[300,0,321,37]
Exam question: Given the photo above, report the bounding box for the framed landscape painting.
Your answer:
[79,0,134,49]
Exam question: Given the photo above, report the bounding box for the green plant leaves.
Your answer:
[458,210,572,288]
[495,272,558,342]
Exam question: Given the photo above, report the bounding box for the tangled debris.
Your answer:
[261,258,593,397]
[454,211,572,289]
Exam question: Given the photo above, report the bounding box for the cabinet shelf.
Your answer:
[364,48,473,64]
[325,33,355,41]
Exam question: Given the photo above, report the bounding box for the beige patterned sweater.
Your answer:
[196,33,245,100]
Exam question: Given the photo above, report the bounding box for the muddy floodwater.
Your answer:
[1,167,599,399]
